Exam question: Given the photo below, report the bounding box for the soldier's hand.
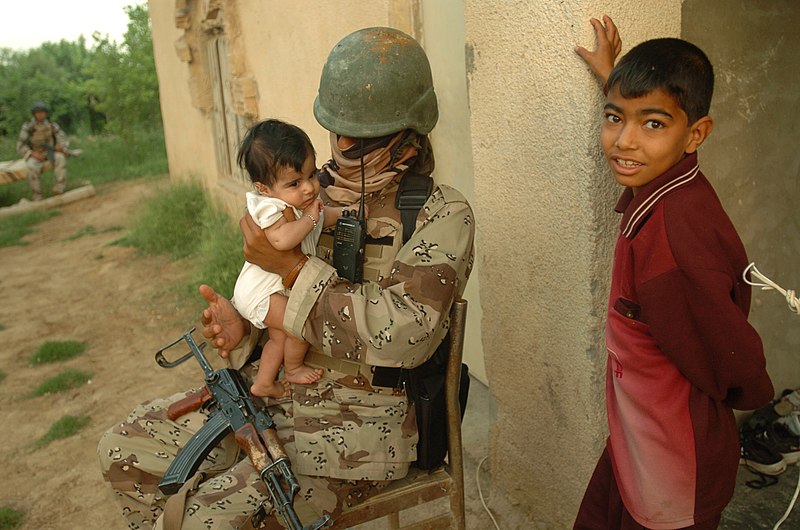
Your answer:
[199,284,247,359]
[241,213,304,278]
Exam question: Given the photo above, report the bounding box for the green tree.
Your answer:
[86,4,161,136]
[0,38,93,135]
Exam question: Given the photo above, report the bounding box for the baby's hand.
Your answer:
[303,199,323,218]
[575,15,622,86]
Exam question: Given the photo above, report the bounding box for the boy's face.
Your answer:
[258,153,319,210]
[601,86,711,194]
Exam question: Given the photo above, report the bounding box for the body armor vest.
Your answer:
[28,121,56,149]
[316,184,406,283]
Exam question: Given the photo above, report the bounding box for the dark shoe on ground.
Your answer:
[740,429,787,476]
[767,422,800,465]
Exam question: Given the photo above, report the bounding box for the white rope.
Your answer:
[773,464,800,530]
[476,455,501,530]
[743,262,800,315]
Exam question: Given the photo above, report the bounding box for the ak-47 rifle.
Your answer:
[155,328,330,530]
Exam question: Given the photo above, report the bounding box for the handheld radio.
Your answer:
[333,141,367,283]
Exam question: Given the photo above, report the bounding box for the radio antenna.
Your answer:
[358,139,366,220]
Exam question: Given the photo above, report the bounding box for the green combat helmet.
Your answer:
[314,27,438,138]
[31,101,50,114]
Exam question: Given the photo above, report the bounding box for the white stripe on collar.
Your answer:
[622,164,700,238]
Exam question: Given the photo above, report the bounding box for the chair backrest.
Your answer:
[445,298,467,469]
[444,298,467,520]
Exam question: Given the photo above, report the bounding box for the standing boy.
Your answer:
[575,18,774,530]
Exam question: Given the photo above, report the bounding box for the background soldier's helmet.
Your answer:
[30,101,50,114]
[314,27,438,138]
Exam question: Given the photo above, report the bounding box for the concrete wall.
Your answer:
[463,1,681,526]
[148,0,217,186]
[682,0,800,397]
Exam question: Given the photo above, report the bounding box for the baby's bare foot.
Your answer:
[285,365,324,385]
[251,378,290,398]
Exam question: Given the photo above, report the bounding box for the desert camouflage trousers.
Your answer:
[26,152,66,200]
[97,389,390,529]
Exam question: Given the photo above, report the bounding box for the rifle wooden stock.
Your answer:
[167,387,212,420]
[262,427,289,462]
[235,423,270,471]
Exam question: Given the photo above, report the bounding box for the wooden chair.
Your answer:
[331,298,468,530]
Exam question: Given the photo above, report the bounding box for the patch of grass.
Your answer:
[0,370,5,384]
[28,369,92,398]
[28,340,87,365]
[117,181,207,259]
[0,210,60,247]
[33,414,90,449]
[0,507,24,529]
[69,128,168,186]
[190,204,243,302]
[0,323,5,331]
[64,224,96,240]
[119,180,242,312]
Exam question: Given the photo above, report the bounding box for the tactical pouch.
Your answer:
[402,334,470,470]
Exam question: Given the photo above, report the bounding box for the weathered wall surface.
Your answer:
[148,0,217,186]
[463,2,681,525]
[683,0,800,397]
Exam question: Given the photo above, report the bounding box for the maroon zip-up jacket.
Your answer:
[605,152,774,528]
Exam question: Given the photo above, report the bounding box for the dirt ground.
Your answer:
[0,177,204,529]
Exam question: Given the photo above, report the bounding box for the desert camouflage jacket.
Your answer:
[17,118,68,158]
[233,181,474,480]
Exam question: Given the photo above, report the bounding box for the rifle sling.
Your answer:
[161,471,205,530]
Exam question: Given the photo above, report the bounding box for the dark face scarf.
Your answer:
[319,130,434,205]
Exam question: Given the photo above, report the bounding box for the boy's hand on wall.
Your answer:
[575,15,622,86]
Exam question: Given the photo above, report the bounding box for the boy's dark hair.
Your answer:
[606,38,714,124]
[237,119,315,187]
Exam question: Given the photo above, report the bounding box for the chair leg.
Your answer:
[387,511,400,529]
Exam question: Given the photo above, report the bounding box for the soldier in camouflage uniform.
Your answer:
[98,27,475,529]
[16,101,70,201]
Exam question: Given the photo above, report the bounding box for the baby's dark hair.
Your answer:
[237,119,315,187]
[606,38,714,124]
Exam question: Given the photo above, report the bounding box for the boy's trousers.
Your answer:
[574,447,722,530]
